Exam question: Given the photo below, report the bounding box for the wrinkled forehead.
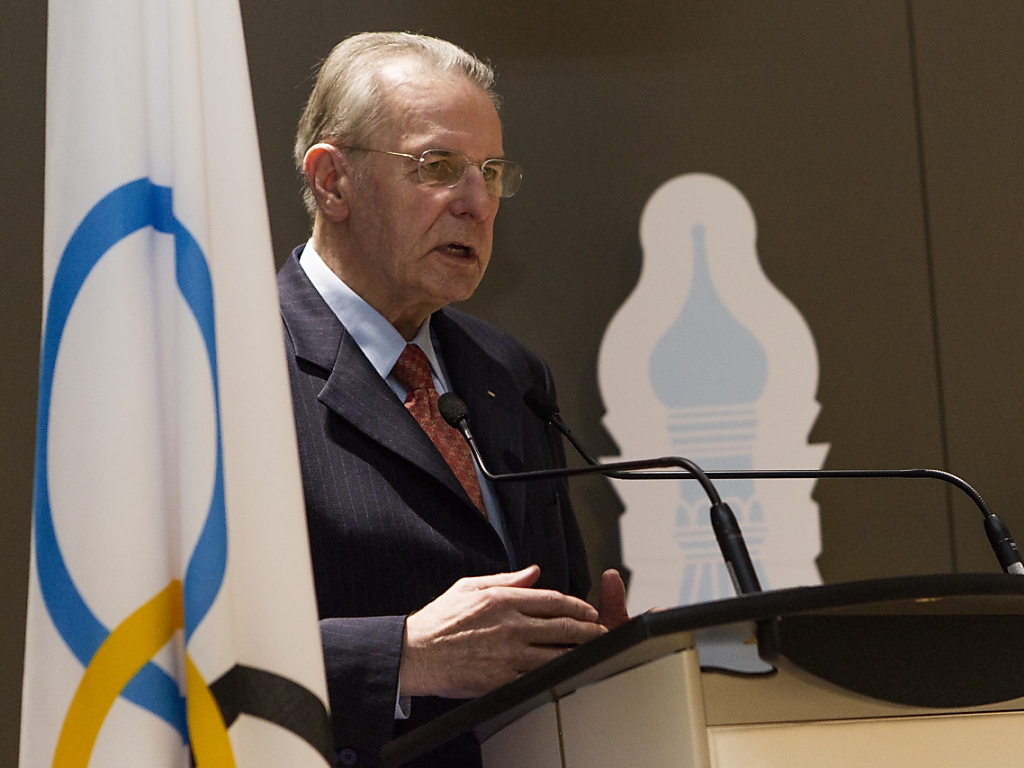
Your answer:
[372,60,503,153]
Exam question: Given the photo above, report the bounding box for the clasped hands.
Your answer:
[399,564,629,699]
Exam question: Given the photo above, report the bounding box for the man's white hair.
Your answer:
[294,31,499,215]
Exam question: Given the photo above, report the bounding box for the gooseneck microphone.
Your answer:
[437,392,762,595]
[522,387,600,465]
[521,387,1024,577]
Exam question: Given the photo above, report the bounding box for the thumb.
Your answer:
[598,569,629,629]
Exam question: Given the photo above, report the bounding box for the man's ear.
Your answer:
[303,143,351,222]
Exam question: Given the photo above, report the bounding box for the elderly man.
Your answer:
[278,31,627,767]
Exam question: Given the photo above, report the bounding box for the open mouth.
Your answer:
[440,243,474,259]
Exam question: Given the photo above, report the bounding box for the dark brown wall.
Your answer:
[912,1,1024,571]
[2,1,1022,763]
[1,0,47,760]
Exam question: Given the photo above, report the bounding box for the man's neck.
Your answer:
[309,227,430,341]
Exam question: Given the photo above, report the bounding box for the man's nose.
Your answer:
[450,164,498,219]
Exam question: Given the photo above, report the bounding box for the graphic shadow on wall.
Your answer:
[599,173,829,620]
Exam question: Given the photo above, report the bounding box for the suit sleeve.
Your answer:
[319,615,405,756]
[278,309,407,760]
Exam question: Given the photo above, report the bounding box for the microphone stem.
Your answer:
[458,415,766,592]
[534,396,1022,578]
[550,414,600,466]
[611,468,993,520]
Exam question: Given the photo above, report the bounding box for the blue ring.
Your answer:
[33,178,229,739]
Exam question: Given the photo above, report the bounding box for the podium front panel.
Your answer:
[557,649,711,768]
[480,703,562,768]
[707,710,1024,767]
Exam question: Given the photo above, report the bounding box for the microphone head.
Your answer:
[523,387,560,424]
[437,392,471,428]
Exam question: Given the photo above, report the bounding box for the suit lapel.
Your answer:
[279,253,479,511]
[320,334,455,483]
[433,310,527,548]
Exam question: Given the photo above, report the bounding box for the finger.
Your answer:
[517,615,608,647]
[598,569,629,629]
[498,588,599,622]
[462,564,541,591]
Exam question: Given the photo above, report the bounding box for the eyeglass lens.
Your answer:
[418,150,522,198]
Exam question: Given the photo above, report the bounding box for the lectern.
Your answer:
[381,574,1024,767]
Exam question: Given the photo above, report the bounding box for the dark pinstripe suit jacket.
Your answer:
[277,249,591,768]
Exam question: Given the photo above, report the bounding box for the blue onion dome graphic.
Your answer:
[649,224,768,408]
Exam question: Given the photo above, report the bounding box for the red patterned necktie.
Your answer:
[391,344,487,516]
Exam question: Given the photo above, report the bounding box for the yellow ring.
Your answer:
[52,580,236,768]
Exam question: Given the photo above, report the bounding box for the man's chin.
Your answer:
[430,276,486,309]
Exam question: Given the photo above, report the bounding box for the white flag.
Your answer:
[20,0,331,765]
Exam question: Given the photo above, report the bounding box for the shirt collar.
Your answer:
[298,240,445,383]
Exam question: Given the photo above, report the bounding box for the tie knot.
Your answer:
[392,344,434,392]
